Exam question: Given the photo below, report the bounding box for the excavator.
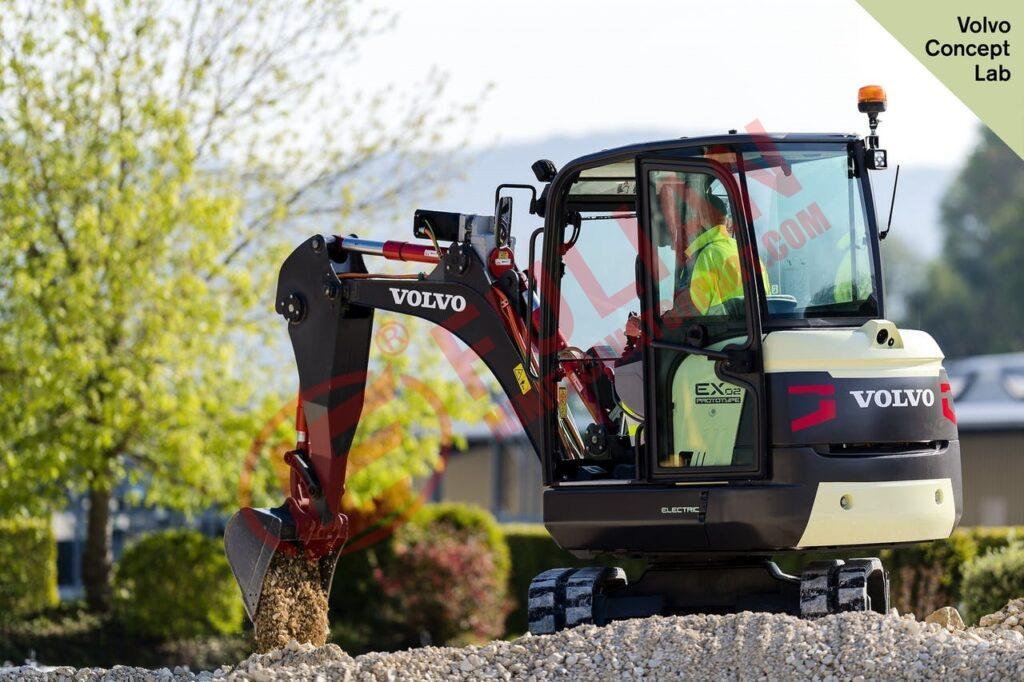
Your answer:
[225,86,962,636]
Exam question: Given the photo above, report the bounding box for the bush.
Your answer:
[882,527,1024,617]
[0,601,252,669]
[503,524,645,635]
[772,527,1024,619]
[881,529,980,617]
[406,502,511,580]
[112,529,243,639]
[375,503,511,645]
[961,544,1024,624]
[971,527,1023,558]
[0,517,59,620]
[328,481,418,654]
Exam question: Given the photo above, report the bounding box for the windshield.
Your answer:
[742,145,879,320]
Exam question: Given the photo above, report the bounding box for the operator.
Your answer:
[832,230,873,304]
[674,194,746,315]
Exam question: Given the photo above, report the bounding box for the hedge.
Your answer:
[328,481,417,653]
[330,502,514,651]
[0,517,59,620]
[881,527,1023,617]
[406,503,511,581]
[0,601,252,669]
[112,529,243,639]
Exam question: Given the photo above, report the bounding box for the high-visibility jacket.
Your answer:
[680,225,766,315]
[833,231,874,304]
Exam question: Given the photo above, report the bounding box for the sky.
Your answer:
[355,0,980,166]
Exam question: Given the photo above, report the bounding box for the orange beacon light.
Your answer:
[857,85,887,113]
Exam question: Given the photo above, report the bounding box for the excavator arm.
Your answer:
[224,228,551,623]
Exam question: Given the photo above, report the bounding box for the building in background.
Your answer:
[53,488,224,600]
[429,426,541,522]
[947,353,1024,526]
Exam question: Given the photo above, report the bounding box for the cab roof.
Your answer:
[560,133,861,209]
[561,132,859,174]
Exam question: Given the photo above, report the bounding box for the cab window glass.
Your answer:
[650,170,749,326]
[553,198,643,481]
[646,167,755,472]
[742,147,878,318]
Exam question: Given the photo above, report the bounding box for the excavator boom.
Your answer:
[225,224,547,623]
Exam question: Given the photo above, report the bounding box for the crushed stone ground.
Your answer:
[5,607,1024,681]
[252,551,329,652]
[978,597,1024,632]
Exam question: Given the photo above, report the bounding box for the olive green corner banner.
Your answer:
[856,0,1024,159]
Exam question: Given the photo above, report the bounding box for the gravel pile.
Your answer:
[978,598,1024,633]
[5,608,1024,680]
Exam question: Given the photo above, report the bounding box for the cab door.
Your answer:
[636,157,766,481]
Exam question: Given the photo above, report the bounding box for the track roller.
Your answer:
[799,558,889,617]
[837,558,889,614]
[527,566,627,635]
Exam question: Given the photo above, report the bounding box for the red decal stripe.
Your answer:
[788,383,837,432]
[788,384,835,396]
[940,382,957,424]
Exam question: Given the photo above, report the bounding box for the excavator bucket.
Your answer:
[224,501,347,625]
[224,505,295,621]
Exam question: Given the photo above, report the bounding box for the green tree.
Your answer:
[902,128,1024,356]
[879,234,926,323]
[0,1,485,611]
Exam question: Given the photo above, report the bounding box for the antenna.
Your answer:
[880,164,900,240]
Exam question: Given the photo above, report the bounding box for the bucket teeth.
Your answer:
[224,505,295,621]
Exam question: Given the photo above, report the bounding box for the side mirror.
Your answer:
[495,196,513,246]
[532,159,557,182]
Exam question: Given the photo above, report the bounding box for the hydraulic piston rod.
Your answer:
[334,236,444,264]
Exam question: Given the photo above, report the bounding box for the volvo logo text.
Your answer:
[389,288,467,312]
[849,389,935,408]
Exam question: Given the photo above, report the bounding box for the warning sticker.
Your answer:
[514,363,531,394]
